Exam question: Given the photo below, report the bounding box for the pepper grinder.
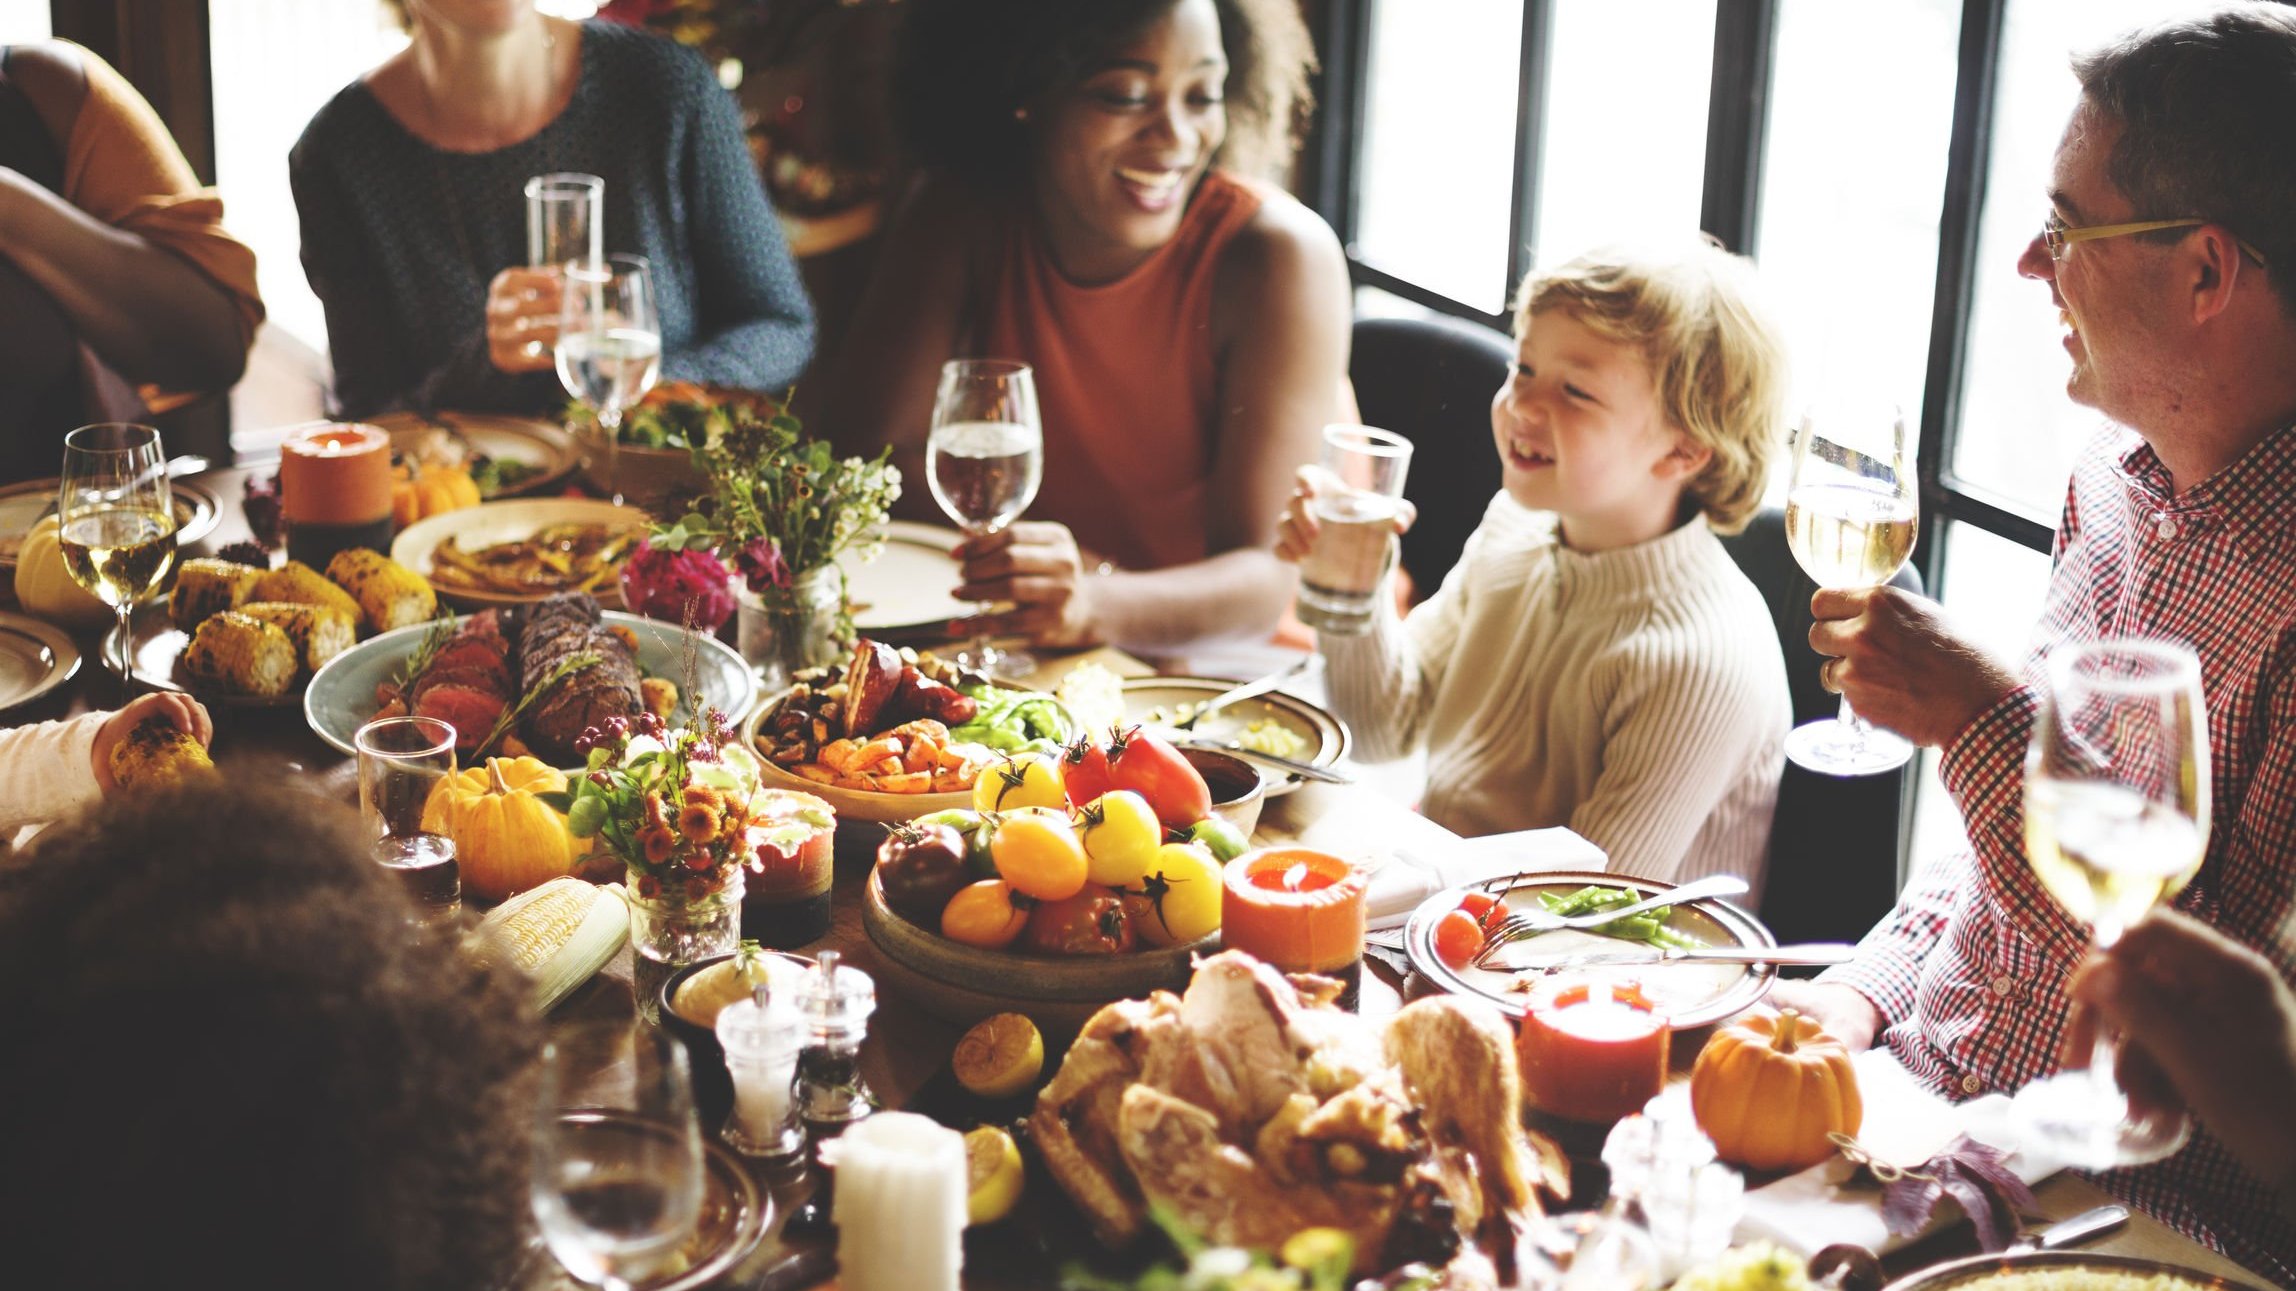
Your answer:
[795,950,876,1139]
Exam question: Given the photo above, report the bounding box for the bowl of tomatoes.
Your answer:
[856,725,1245,1032]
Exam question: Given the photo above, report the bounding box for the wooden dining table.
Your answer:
[0,459,2272,1290]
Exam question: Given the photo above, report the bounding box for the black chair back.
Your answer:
[1719,506,1924,947]
[1348,315,1513,599]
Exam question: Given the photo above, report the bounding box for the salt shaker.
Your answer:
[716,981,804,1159]
[795,949,876,1136]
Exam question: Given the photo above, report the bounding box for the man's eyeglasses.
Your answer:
[2042,211,2270,269]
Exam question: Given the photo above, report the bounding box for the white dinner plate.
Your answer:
[391,497,650,609]
[1403,870,1777,1028]
[0,611,81,712]
[1119,676,1350,796]
[364,411,581,498]
[838,520,969,634]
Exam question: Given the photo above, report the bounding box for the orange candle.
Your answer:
[279,423,392,525]
[1517,980,1671,1123]
[1220,847,1368,977]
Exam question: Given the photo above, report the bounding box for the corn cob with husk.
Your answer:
[465,878,629,1012]
[235,600,357,673]
[326,548,437,635]
[107,714,214,789]
[168,558,262,630]
[180,610,298,697]
[248,560,361,626]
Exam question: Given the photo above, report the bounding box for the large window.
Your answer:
[2,1,48,40]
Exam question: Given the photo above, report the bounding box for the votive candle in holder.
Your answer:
[278,422,393,570]
[833,1111,965,1291]
[1221,847,1369,1001]
[1517,979,1672,1123]
[715,985,803,1160]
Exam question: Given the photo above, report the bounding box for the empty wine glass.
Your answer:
[2010,639,2207,1168]
[926,358,1043,678]
[557,254,661,507]
[532,1020,706,1291]
[354,715,461,922]
[1782,399,1919,775]
[59,423,178,681]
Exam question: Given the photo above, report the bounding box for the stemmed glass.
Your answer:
[2010,639,2207,1168]
[1782,399,1920,775]
[557,254,661,508]
[532,1020,707,1291]
[59,423,179,682]
[353,715,462,922]
[926,358,1043,678]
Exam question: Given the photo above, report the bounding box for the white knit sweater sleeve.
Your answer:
[1566,627,1784,884]
[0,711,107,834]
[1318,543,1471,763]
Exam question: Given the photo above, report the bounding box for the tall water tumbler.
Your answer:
[1296,425,1413,635]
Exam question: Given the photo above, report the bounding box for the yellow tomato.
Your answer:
[1075,789,1160,888]
[1133,842,1222,947]
[973,752,1067,814]
[940,880,1030,950]
[989,813,1089,902]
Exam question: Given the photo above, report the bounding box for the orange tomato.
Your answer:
[1432,909,1485,968]
[989,813,1089,901]
[940,880,1031,950]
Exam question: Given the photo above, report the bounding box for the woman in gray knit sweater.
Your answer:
[291,2,813,419]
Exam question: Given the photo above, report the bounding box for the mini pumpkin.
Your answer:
[392,463,482,528]
[1690,1008,1862,1172]
[422,756,576,901]
[13,515,114,629]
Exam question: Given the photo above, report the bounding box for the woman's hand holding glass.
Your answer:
[486,266,565,373]
[950,521,1099,649]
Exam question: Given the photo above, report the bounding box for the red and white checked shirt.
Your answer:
[1827,422,2296,1283]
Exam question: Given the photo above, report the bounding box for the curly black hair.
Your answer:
[894,0,1317,182]
[0,780,541,1291]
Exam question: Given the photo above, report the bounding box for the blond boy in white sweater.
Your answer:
[1279,242,1792,892]
[1,691,214,835]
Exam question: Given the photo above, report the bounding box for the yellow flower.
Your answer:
[679,802,723,845]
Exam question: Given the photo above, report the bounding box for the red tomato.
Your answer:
[1060,735,1113,806]
[1433,909,1486,968]
[1457,891,1510,937]
[1105,725,1211,828]
[1019,885,1136,956]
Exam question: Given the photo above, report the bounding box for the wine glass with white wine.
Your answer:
[1782,399,1920,775]
[2011,638,2207,1168]
[557,254,661,508]
[58,423,179,682]
[927,358,1044,678]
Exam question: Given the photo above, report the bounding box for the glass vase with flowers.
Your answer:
[622,393,902,690]
[567,707,764,1021]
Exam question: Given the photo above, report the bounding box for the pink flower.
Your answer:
[619,539,736,630]
[735,536,790,594]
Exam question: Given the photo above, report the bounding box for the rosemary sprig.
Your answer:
[392,614,459,697]
[472,651,602,760]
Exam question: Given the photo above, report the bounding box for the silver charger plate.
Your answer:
[365,411,582,498]
[1881,1249,2272,1291]
[0,611,82,711]
[0,477,221,572]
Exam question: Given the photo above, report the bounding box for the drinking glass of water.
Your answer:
[2010,638,2208,1167]
[1295,424,1413,636]
[524,172,604,361]
[557,254,661,507]
[926,358,1043,677]
[532,1020,706,1291]
[354,715,461,921]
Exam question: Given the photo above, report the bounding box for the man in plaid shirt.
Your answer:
[1776,5,2296,1279]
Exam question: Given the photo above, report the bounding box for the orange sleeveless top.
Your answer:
[978,170,1262,571]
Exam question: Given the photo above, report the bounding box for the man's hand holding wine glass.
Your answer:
[1806,585,2023,749]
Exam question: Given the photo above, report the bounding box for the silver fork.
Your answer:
[1469,873,1751,967]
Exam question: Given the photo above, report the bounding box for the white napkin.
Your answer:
[1727,1049,2065,1257]
[1362,827,1610,930]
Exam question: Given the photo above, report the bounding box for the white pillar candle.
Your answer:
[834,1111,966,1291]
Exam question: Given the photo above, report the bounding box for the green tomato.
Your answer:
[1134,841,1223,947]
[1185,816,1249,863]
[911,807,995,877]
[1075,790,1160,888]
[972,752,1067,814]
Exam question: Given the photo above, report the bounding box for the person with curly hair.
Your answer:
[818,0,1351,656]
[0,779,541,1291]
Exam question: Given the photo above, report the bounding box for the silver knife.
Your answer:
[2010,1204,2129,1252]
[1177,738,1352,783]
[1500,942,1858,973]
[1169,655,1318,730]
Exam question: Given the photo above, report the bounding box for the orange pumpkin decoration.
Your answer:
[392,463,482,528]
[1689,1008,1862,1172]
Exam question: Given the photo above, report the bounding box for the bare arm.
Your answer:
[0,44,248,391]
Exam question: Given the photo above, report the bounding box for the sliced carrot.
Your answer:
[880,770,934,794]
[818,738,863,774]
[902,737,942,774]
[792,763,838,785]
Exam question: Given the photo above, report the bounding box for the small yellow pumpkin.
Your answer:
[13,515,113,628]
[1690,1008,1863,1172]
[422,756,576,902]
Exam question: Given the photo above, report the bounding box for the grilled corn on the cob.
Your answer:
[235,600,357,673]
[466,878,628,1012]
[326,548,437,635]
[248,561,361,626]
[180,610,298,697]
[169,558,262,631]
[107,714,215,789]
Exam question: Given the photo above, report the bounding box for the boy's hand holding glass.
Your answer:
[1289,426,1414,636]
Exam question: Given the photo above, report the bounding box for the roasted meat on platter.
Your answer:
[1029,950,1566,1279]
